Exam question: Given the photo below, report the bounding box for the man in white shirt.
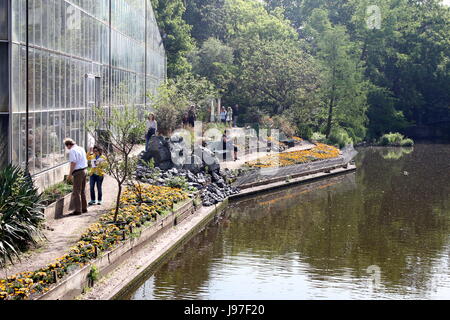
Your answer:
[64,138,88,215]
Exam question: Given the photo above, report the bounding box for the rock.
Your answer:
[212,172,222,183]
[183,154,203,174]
[146,136,172,167]
[158,161,173,171]
[194,146,220,173]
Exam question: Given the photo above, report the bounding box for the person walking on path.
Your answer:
[65,138,88,215]
[145,113,158,152]
[226,106,233,127]
[87,146,107,206]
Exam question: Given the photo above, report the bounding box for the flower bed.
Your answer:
[245,143,340,168]
[0,184,188,300]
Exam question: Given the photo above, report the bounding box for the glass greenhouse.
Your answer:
[0,0,166,189]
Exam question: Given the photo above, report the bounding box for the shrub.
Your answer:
[166,176,190,191]
[260,115,296,138]
[378,132,414,147]
[311,132,327,143]
[296,125,313,140]
[327,127,353,149]
[0,165,45,267]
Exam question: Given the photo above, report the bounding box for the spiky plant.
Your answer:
[0,165,45,268]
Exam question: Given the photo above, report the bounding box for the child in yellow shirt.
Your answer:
[87,146,107,205]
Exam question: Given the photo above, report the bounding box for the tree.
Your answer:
[238,38,321,116]
[310,9,369,141]
[151,0,195,77]
[148,75,218,134]
[189,38,236,93]
[184,0,228,43]
[86,107,146,222]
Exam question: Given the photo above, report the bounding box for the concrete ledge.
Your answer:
[108,200,229,300]
[230,164,357,200]
[43,192,73,222]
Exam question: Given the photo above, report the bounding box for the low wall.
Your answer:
[34,163,70,193]
[43,193,73,222]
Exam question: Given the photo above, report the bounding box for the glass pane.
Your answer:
[0,43,9,112]
[0,0,8,40]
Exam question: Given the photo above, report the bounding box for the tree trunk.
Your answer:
[326,95,335,138]
[114,183,122,222]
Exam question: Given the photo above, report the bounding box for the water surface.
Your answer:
[128,144,450,300]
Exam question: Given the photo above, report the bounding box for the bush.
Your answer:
[296,125,313,140]
[0,165,45,267]
[166,176,190,191]
[311,132,327,143]
[327,127,353,149]
[378,132,414,147]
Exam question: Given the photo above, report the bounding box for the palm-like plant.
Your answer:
[0,165,45,268]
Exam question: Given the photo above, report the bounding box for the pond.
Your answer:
[126,143,450,300]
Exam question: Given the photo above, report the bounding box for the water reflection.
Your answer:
[129,144,450,300]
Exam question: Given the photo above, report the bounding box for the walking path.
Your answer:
[2,139,316,278]
[2,146,145,278]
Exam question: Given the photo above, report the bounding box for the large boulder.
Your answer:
[183,154,203,174]
[147,136,172,167]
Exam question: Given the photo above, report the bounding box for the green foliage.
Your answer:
[189,38,236,93]
[311,132,327,143]
[167,0,450,141]
[238,38,321,116]
[309,10,368,141]
[400,138,414,147]
[266,0,450,140]
[0,165,45,267]
[150,0,195,77]
[149,75,218,134]
[86,106,146,222]
[378,132,414,147]
[87,265,100,285]
[327,127,354,149]
[166,176,190,191]
[42,181,73,205]
[296,124,313,140]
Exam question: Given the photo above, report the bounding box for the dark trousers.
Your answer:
[69,169,87,213]
[90,174,104,201]
[145,128,156,152]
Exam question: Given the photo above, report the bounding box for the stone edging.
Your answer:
[43,192,73,222]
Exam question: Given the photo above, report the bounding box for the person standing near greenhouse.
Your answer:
[65,138,88,215]
[145,113,158,152]
[87,146,107,206]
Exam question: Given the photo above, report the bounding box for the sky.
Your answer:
[443,0,450,6]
